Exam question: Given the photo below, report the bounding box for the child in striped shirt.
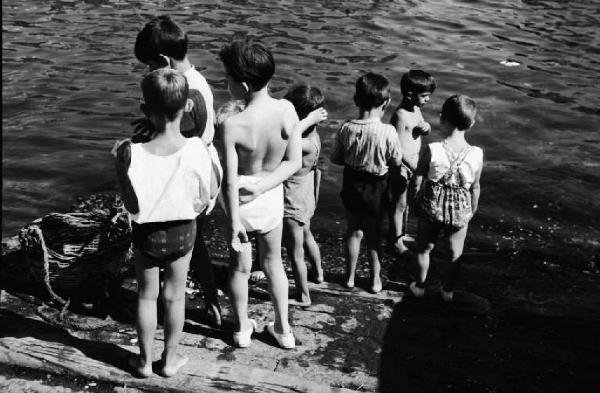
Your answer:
[330,72,403,293]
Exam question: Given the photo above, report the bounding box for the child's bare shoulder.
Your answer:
[221,111,248,139]
[277,97,296,115]
[394,106,410,118]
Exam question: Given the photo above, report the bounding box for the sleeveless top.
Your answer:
[427,142,483,189]
[114,137,221,223]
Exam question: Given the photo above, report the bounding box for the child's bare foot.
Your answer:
[289,293,311,308]
[343,277,355,289]
[249,270,266,283]
[409,281,425,298]
[128,355,152,378]
[392,236,410,255]
[440,287,454,302]
[313,268,324,284]
[370,277,383,294]
[160,353,188,377]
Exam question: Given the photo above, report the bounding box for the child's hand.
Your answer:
[413,121,431,136]
[239,183,261,205]
[305,107,328,126]
[230,221,249,252]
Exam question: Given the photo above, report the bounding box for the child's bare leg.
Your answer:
[284,218,311,306]
[344,211,363,288]
[413,217,439,293]
[391,190,410,254]
[249,240,266,282]
[257,223,291,333]
[160,249,192,377]
[228,242,253,332]
[364,215,383,293]
[303,223,323,283]
[442,225,468,294]
[132,249,160,377]
[189,217,221,326]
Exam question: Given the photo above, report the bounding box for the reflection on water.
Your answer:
[2,0,599,265]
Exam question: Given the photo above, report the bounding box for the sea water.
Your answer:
[2,0,599,267]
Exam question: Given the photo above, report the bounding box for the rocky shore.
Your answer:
[1,193,599,392]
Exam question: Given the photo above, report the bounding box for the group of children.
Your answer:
[114,15,483,378]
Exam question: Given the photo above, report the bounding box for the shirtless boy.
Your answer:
[389,70,436,254]
[219,36,302,349]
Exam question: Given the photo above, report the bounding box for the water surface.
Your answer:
[3,0,599,267]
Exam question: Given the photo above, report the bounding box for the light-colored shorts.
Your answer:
[238,175,284,234]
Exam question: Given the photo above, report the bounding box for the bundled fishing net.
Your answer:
[18,194,132,311]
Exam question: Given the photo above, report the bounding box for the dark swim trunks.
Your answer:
[341,166,389,216]
[131,219,196,264]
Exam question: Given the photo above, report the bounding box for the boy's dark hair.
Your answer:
[400,70,436,97]
[353,72,391,110]
[141,68,189,122]
[219,36,274,90]
[441,95,477,130]
[284,85,325,136]
[134,15,188,64]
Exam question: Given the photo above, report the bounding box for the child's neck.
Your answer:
[399,98,416,112]
[358,107,383,121]
[444,128,467,146]
[170,56,193,73]
[245,85,270,106]
[151,118,185,142]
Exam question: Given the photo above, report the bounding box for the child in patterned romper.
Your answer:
[409,95,483,301]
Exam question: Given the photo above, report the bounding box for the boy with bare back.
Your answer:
[219,36,302,349]
[389,70,436,255]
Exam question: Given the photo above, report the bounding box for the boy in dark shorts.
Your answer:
[114,69,220,377]
[331,72,402,293]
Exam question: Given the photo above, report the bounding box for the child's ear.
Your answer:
[383,97,391,109]
[140,103,151,118]
[184,98,194,113]
[159,54,172,68]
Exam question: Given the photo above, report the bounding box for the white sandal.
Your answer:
[266,322,295,349]
[233,319,257,348]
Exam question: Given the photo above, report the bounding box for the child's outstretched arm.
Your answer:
[238,104,303,204]
[221,120,248,250]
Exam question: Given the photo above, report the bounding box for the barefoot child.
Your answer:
[219,36,302,349]
[409,95,483,301]
[389,70,436,255]
[283,85,328,307]
[331,72,403,293]
[114,69,221,377]
[134,15,223,326]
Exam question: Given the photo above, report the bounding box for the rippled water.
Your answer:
[3,0,599,265]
